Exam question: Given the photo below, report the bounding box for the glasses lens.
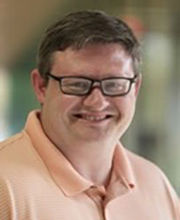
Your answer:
[102,79,131,95]
[61,77,91,95]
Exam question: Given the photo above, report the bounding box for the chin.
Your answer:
[74,129,109,142]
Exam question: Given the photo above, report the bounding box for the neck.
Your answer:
[56,138,117,186]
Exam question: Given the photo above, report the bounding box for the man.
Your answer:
[0,10,179,220]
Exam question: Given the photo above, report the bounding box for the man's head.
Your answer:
[37,10,141,83]
[32,10,142,149]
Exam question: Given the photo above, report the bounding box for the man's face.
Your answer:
[32,43,141,146]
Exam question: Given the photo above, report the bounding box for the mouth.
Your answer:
[73,113,113,122]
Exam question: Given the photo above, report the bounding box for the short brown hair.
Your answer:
[37,10,141,81]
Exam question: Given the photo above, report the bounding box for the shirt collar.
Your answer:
[112,144,135,189]
[24,110,93,196]
[24,110,136,197]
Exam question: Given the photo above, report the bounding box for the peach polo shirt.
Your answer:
[0,110,179,220]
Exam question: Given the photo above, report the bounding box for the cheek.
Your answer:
[56,95,81,117]
[116,95,136,118]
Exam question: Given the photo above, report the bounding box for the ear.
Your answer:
[134,73,142,97]
[31,69,47,104]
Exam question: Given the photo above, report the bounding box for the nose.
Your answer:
[83,87,109,111]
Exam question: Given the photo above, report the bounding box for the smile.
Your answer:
[74,113,113,122]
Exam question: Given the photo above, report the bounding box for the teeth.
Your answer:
[82,115,106,121]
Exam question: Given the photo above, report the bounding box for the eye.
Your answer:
[104,79,129,93]
[106,81,120,88]
[105,80,127,91]
[70,81,88,88]
[64,81,89,91]
[61,78,91,93]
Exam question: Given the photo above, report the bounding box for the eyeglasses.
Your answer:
[47,72,138,97]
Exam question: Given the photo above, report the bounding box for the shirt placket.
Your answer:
[86,186,107,220]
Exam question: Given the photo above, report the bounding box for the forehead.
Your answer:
[51,43,133,77]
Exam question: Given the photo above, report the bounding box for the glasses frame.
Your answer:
[47,72,138,97]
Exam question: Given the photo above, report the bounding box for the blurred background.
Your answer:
[0,0,180,194]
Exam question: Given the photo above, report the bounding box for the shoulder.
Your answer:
[0,132,30,158]
[0,132,24,150]
[0,132,25,165]
[126,149,161,172]
[0,131,39,175]
[126,149,169,185]
[0,133,24,158]
[126,149,180,218]
[0,131,47,191]
[126,149,179,202]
